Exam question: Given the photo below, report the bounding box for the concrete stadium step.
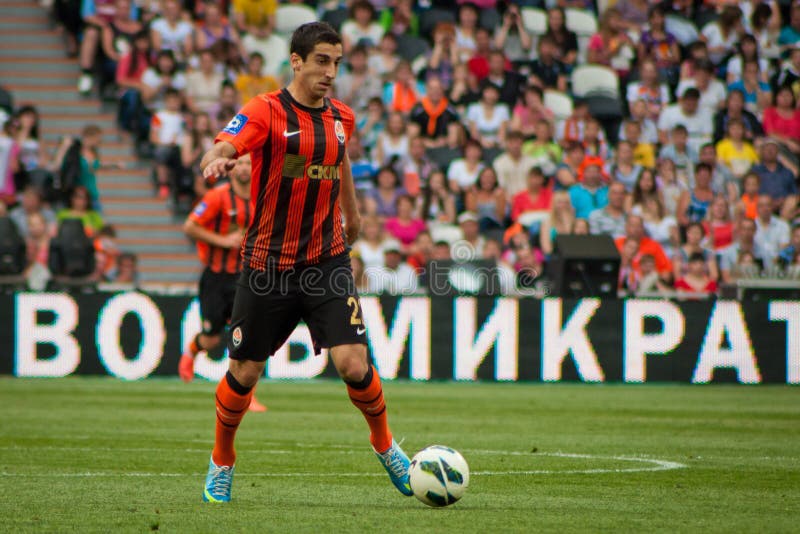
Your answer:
[0,20,50,31]
[139,269,199,283]
[103,198,174,211]
[3,75,78,86]
[116,227,188,241]
[17,102,104,114]
[104,213,179,225]
[42,117,117,129]
[119,242,195,254]
[99,189,159,200]
[0,47,71,58]
[9,87,85,101]
[0,59,79,72]
[0,33,61,44]
[43,131,123,143]
[0,4,45,14]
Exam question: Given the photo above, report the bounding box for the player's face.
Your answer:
[232,155,252,184]
[294,43,343,100]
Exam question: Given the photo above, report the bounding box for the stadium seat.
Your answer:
[275,5,317,37]
[665,14,698,47]
[479,8,501,31]
[430,223,463,245]
[543,90,573,121]
[585,93,624,144]
[521,8,547,36]
[565,8,597,63]
[419,8,456,38]
[395,34,431,62]
[321,7,349,32]
[570,64,619,98]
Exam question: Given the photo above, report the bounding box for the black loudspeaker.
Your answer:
[548,235,621,298]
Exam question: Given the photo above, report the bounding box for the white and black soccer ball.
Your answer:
[408,445,470,507]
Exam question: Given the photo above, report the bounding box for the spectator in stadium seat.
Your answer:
[736,172,761,221]
[543,7,577,67]
[419,169,457,225]
[777,224,800,268]
[725,34,769,85]
[447,138,484,196]
[615,214,673,278]
[383,60,422,114]
[553,142,585,190]
[622,120,655,170]
[492,130,535,198]
[657,157,686,217]
[9,186,56,237]
[466,28,494,82]
[637,6,680,87]
[703,196,735,251]
[778,3,800,53]
[625,100,659,144]
[385,194,426,251]
[700,5,745,66]
[609,141,643,193]
[587,8,635,78]
[181,111,214,198]
[234,52,279,106]
[341,0,384,54]
[540,190,575,256]
[526,37,567,93]
[465,167,507,232]
[141,49,187,115]
[116,30,152,134]
[401,136,437,195]
[619,241,643,292]
[353,215,389,270]
[335,45,383,116]
[589,181,626,238]
[481,237,516,295]
[150,88,185,199]
[582,119,610,163]
[368,33,400,84]
[679,41,710,82]
[712,89,764,144]
[697,143,738,203]
[11,105,48,176]
[454,2,480,62]
[241,17,289,82]
[373,112,410,170]
[379,0,418,38]
[185,49,224,114]
[150,0,193,63]
[626,59,671,120]
[674,252,717,294]
[510,166,552,224]
[558,98,590,147]
[761,86,800,154]
[640,192,679,257]
[494,3,532,67]
[431,240,452,261]
[406,230,433,274]
[570,163,608,220]
[408,77,459,149]
[98,0,144,79]
[57,186,103,236]
[427,22,459,90]
[627,168,660,214]
[522,119,561,179]
[232,0,276,34]
[728,60,771,116]
[513,243,544,290]
[715,119,759,181]
[207,82,239,133]
[112,252,138,285]
[573,218,590,234]
[749,2,781,57]
[510,86,554,140]
[751,139,799,221]
[457,211,486,258]
[658,88,714,153]
[350,253,370,293]
[367,239,419,294]
[23,211,51,288]
[448,62,481,114]
[719,218,771,282]
[357,97,386,158]
[677,162,715,226]
[364,166,407,219]
[774,48,800,92]
[481,50,524,110]
[195,1,241,51]
[673,222,718,282]
[754,194,791,260]
[676,60,727,115]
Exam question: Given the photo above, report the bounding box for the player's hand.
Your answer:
[344,213,361,246]
[203,158,236,181]
[220,230,243,249]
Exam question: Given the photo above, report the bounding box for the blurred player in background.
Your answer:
[199,22,411,503]
[179,153,266,412]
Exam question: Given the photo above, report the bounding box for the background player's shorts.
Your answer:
[199,269,238,335]
[227,253,367,361]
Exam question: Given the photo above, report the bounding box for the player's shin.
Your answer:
[212,370,253,466]
[346,365,392,453]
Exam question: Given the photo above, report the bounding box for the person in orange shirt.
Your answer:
[179,153,266,412]
[234,52,280,105]
[614,214,673,281]
[736,171,760,221]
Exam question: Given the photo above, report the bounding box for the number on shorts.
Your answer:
[347,296,362,325]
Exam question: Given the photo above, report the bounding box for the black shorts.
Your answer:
[227,253,367,361]
[199,268,238,336]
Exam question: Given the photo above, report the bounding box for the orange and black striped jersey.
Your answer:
[189,182,252,274]
[214,88,355,271]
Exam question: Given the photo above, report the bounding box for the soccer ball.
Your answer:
[409,445,470,507]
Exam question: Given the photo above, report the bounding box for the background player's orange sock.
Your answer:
[187,334,202,357]
[346,365,392,453]
[212,371,253,466]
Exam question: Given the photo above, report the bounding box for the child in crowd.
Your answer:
[150,88,186,199]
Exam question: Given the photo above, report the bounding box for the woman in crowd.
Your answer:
[368,33,400,84]
[539,190,575,256]
[627,168,661,214]
[656,158,686,217]
[641,195,679,257]
[761,85,800,153]
[116,30,152,134]
[447,139,484,197]
[57,185,104,236]
[465,167,507,232]
[637,6,680,86]
[12,105,48,176]
[587,8,635,78]
[194,0,241,51]
[703,196,735,251]
[465,84,509,153]
[609,141,643,193]
[700,5,745,65]
[364,166,407,219]
[353,215,388,270]
[510,85,553,140]
[672,221,719,281]
[677,163,715,226]
[427,22,459,91]
[674,252,718,294]
[384,194,426,251]
[448,63,481,113]
[341,0,384,53]
[185,48,224,114]
[373,111,410,169]
[419,169,457,225]
[543,7,578,68]
[180,112,215,198]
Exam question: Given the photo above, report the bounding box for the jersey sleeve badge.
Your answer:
[223,113,249,135]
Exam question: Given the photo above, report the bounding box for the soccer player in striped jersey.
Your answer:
[179,153,266,412]
[199,22,412,503]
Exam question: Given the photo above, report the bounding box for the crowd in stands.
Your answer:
[3,0,800,295]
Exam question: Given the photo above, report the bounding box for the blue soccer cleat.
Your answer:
[374,439,413,496]
[203,456,234,503]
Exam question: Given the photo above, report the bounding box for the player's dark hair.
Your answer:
[687,252,705,263]
[290,22,342,61]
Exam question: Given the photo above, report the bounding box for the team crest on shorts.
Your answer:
[334,119,345,144]
[232,326,243,347]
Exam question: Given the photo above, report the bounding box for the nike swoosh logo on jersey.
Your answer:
[356,327,366,335]
[283,129,301,137]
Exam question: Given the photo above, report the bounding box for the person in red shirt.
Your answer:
[614,214,673,280]
[674,252,718,294]
[198,22,411,503]
[511,166,553,222]
[178,153,266,412]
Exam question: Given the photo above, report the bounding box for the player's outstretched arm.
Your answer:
[339,151,361,245]
[200,141,238,182]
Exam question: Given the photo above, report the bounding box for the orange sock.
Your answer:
[187,334,201,357]
[347,365,392,453]
[212,371,253,466]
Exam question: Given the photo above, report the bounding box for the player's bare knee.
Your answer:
[228,359,264,388]
[331,344,369,382]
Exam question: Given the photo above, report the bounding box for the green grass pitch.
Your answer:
[1,378,798,533]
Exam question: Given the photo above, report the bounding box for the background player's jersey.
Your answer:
[215,89,355,271]
[189,182,252,274]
